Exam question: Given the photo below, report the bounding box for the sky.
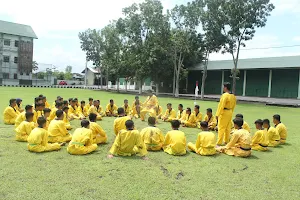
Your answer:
[1,0,300,73]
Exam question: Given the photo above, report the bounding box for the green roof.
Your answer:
[0,20,37,39]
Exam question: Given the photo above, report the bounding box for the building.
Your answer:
[0,20,37,85]
[189,55,300,99]
[81,67,102,86]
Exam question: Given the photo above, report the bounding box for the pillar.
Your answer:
[298,69,300,99]
[221,70,224,94]
[268,70,272,98]
[243,70,247,96]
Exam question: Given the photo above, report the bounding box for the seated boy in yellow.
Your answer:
[141,117,164,151]
[15,105,33,128]
[202,108,217,130]
[88,100,104,120]
[42,108,51,130]
[141,92,158,121]
[193,105,203,123]
[84,98,93,114]
[113,108,131,136]
[28,117,62,153]
[162,103,177,122]
[48,110,72,143]
[251,119,269,151]
[217,118,252,158]
[49,102,63,121]
[176,104,186,121]
[67,120,98,155]
[106,99,118,117]
[163,120,186,156]
[188,121,216,156]
[123,99,131,116]
[3,99,19,125]
[63,106,72,130]
[236,114,251,133]
[108,120,148,159]
[77,100,88,118]
[263,119,280,147]
[15,112,35,142]
[68,100,81,120]
[156,105,163,119]
[273,114,287,144]
[131,96,141,119]
[16,98,24,113]
[89,113,107,144]
[181,108,197,128]
[33,103,44,124]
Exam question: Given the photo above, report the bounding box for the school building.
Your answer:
[188,55,300,99]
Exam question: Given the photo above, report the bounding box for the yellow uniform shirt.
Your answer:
[27,127,61,152]
[88,105,104,119]
[68,105,79,119]
[77,106,88,117]
[163,130,186,155]
[194,112,203,123]
[67,128,98,155]
[105,104,118,115]
[143,95,158,109]
[156,106,163,117]
[224,129,251,157]
[122,105,132,116]
[45,101,51,108]
[33,110,43,123]
[113,116,131,135]
[181,113,197,128]
[49,108,58,121]
[267,127,280,147]
[15,121,35,142]
[15,111,26,128]
[15,105,23,113]
[3,106,19,125]
[63,112,71,129]
[189,131,216,155]
[162,109,177,121]
[243,121,251,133]
[48,119,71,143]
[275,123,287,142]
[140,126,164,151]
[89,122,107,144]
[251,129,269,151]
[177,110,186,120]
[204,115,217,129]
[110,129,147,156]
[131,100,142,117]
[216,92,236,117]
[84,104,92,113]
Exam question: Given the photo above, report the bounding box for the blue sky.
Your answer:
[1,0,300,73]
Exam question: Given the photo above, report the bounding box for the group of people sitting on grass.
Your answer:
[3,83,288,159]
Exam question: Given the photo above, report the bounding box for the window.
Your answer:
[4,39,10,46]
[15,40,19,47]
[20,72,23,75]
[3,73,9,79]
[14,73,18,79]
[14,57,18,64]
[26,71,30,76]
[3,56,10,63]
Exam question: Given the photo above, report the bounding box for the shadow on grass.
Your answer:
[246,154,259,159]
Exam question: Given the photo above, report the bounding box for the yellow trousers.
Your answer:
[269,140,280,147]
[217,110,233,145]
[4,119,16,125]
[223,147,251,157]
[48,135,72,143]
[145,143,163,151]
[67,144,98,155]
[188,143,216,156]
[280,139,286,144]
[16,135,28,142]
[28,143,61,152]
[140,108,156,121]
[252,144,268,151]
[94,135,107,144]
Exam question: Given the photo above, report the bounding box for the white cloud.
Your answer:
[271,0,300,15]
[293,36,300,42]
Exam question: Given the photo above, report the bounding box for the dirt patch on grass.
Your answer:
[176,172,184,180]
[160,166,170,177]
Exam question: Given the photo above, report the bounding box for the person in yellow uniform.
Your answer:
[74,98,79,108]
[89,113,107,144]
[217,118,251,157]
[84,98,93,114]
[216,82,237,145]
[123,99,131,116]
[15,105,33,128]
[62,100,69,108]
[33,103,44,124]
[202,108,217,130]
[108,120,148,159]
[68,100,80,119]
[52,96,63,109]
[131,96,141,119]
[106,99,118,117]
[140,117,164,151]
[48,110,72,143]
[62,106,72,130]
[162,103,177,122]
[188,121,217,156]
[163,120,186,156]
[113,108,131,136]
[176,104,186,121]
[15,112,35,142]
[67,120,98,155]
[27,117,62,153]
[156,105,163,119]
[235,114,250,133]
[181,108,197,128]
[263,119,280,147]
[49,102,63,121]
[140,91,158,121]
[193,105,203,123]
[15,98,24,113]
[42,108,51,130]
[88,100,104,120]
[3,99,19,125]
[273,114,287,144]
[251,119,269,151]
[77,100,87,118]
[43,96,51,109]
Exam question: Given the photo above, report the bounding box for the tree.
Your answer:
[205,0,275,94]
[53,70,65,80]
[64,66,73,80]
[32,61,38,72]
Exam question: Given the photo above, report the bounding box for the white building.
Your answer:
[0,20,37,85]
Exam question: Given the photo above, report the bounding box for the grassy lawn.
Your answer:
[0,87,299,200]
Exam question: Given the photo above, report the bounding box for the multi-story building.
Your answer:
[0,20,37,85]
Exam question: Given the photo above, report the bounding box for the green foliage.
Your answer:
[32,61,38,72]
[64,66,73,80]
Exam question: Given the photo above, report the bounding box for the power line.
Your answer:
[240,44,300,51]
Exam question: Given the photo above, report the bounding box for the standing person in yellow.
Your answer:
[68,99,80,119]
[77,101,87,118]
[188,121,217,156]
[89,113,107,144]
[106,99,118,117]
[49,102,63,121]
[15,98,24,113]
[203,108,217,130]
[217,118,252,157]
[140,117,164,151]
[123,99,131,116]
[216,82,237,145]
[67,120,98,155]
[176,104,186,121]
[251,119,269,151]
[108,120,148,159]
[235,114,251,133]
[48,110,72,143]
[15,112,35,142]
[27,117,62,153]
[163,120,186,156]
[113,108,131,136]
[162,103,177,122]
[15,105,33,128]
[181,108,197,128]
[263,119,280,147]
[194,105,203,123]
[3,99,19,125]
[88,100,104,120]
[140,91,158,121]
[273,114,287,144]
[62,106,72,130]
[42,108,51,130]
[131,96,141,119]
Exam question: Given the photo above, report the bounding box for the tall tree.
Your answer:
[32,61,38,72]
[64,66,73,80]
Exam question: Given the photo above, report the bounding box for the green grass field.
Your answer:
[0,87,299,200]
